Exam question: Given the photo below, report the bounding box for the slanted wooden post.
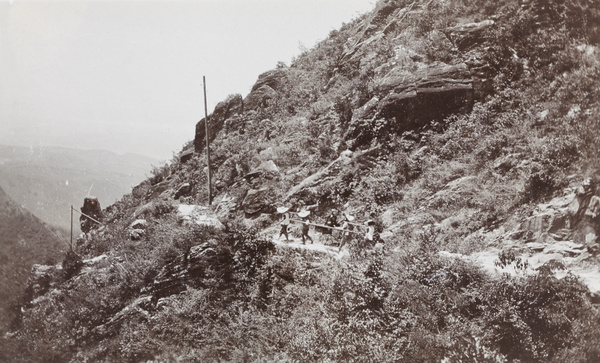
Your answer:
[203,76,212,205]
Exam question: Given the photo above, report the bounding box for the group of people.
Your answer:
[276,206,376,251]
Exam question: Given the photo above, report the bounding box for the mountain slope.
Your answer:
[0,187,67,334]
[0,145,159,231]
[5,0,600,361]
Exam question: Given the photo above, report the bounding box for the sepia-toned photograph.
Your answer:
[1,0,599,361]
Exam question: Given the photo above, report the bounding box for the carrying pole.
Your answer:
[290,219,364,234]
[203,76,213,205]
[72,209,102,225]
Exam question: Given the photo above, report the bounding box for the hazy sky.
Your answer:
[0,0,374,161]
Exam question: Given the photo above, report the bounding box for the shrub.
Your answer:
[62,250,83,279]
[148,163,171,185]
[523,166,562,202]
[480,273,590,361]
[152,199,176,218]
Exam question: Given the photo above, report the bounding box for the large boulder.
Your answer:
[174,182,192,200]
[241,188,272,215]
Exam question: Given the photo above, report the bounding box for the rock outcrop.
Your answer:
[174,182,192,200]
[489,183,600,298]
[241,188,272,215]
[146,180,171,200]
[132,180,151,199]
[445,19,495,50]
[508,182,600,256]
[342,0,407,62]
[345,62,474,147]
[179,149,194,164]
[333,2,504,148]
[377,62,473,122]
[286,148,377,199]
[194,94,244,153]
[80,196,103,233]
[26,254,110,303]
[194,68,288,154]
[129,219,148,241]
[243,68,287,111]
[148,242,218,302]
[518,193,573,241]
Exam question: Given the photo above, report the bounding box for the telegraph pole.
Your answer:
[203,76,213,205]
[70,205,73,251]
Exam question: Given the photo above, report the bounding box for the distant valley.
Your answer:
[0,145,159,231]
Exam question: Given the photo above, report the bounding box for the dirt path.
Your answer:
[270,234,348,257]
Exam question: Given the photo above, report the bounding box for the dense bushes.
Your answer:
[11,184,600,363]
[479,273,588,361]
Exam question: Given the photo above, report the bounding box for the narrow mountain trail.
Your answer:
[270,235,348,257]
[259,223,349,258]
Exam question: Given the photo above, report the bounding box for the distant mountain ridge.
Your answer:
[0,144,159,231]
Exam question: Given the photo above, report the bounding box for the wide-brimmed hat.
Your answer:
[344,213,355,222]
[277,206,290,213]
[298,210,310,218]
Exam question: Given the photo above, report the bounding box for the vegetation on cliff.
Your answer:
[4,0,600,361]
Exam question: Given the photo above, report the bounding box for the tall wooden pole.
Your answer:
[70,205,73,251]
[203,76,213,205]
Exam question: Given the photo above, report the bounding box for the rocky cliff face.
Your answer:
[346,62,475,147]
[193,0,500,155]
